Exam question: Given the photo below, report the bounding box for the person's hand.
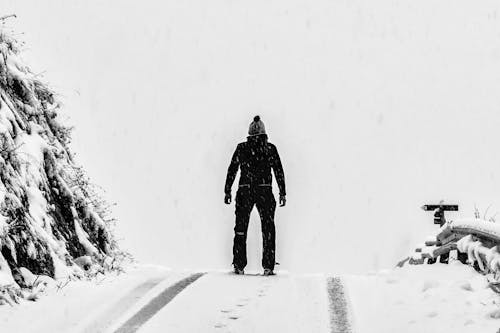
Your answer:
[279,195,286,207]
[224,193,232,204]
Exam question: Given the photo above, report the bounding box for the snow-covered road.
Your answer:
[128,271,334,333]
[0,266,345,332]
[115,273,205,332]
[2,263,499,333]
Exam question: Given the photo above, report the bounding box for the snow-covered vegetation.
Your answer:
[407,218,500,278]
[0,26,122,299]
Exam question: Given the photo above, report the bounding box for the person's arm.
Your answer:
[224,145,240,203]
[271,145,286,198]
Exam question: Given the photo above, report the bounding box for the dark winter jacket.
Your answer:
[225,135,286,196]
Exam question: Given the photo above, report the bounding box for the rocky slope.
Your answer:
[0,27,118,288]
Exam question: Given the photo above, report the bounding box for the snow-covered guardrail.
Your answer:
[400,218,500,277]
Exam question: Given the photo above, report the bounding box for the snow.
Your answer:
[0,266,331,333]
[26,184,49,225]
[16,131,48,169]
[137,271,330,333]
[49,249,82,280]
[8,0,500,276]
[0,251,15,285]
[0,264,498,332]
[456,235,500,274]
[18,267,37,287]
[451,218,500,241]
[0,265,176,332]
[72,210,99,256]
[1,1,500,331]
[421,245,437,256]
[344,262,500,333]
[0,212,8,235]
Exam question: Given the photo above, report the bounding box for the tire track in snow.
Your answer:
[82,276,167,333]
[327,277,352,333]
[114,272,205,333]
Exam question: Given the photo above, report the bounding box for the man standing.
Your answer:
[224,116,286,276]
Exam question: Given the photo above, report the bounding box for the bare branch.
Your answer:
[474,204,481,219]
[484,204,493,220]
[490,212,498,223]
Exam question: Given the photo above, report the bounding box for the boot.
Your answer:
[233,266,245,275]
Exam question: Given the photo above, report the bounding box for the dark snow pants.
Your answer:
[233,186,276,271]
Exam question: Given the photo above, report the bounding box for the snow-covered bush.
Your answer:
[0,25,123,291]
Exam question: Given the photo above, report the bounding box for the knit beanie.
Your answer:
[248,115,266,136]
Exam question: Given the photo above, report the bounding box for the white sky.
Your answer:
[4,0,500,273]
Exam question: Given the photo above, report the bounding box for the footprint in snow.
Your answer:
[464,319,475,326]
[427,311,438,318]
[422,280,440,292]
[234,297,250,307]
[488,309,500,319]
[386,278,398,284]
[458,281,474,292]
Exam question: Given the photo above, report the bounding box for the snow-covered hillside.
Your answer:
[0,27,118,289]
